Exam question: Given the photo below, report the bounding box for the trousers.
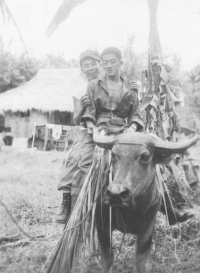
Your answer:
[57,130,95,195]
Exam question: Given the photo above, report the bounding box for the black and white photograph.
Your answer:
[0,0,200,272]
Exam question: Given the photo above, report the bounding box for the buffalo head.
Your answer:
[93,128,199,208]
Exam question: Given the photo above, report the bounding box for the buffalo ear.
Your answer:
[155,153,173,166]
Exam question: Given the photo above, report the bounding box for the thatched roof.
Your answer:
[0,69,87,112]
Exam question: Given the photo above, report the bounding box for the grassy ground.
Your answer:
[0,147,200,273]
[0,150,64,273]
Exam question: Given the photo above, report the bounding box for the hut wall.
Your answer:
[5,110,48,138]
[0,115,5,132]
[48,111,72,125]
[5,111,29,138]
[30,110,48,126]
[4,110,80,149]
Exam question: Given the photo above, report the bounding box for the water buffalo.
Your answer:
[93,129,199,273]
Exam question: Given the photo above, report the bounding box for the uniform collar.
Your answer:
[98,74,130,94]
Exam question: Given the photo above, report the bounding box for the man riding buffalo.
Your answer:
[81,46,144,136]
[56,50,101,224]
[56,48,140,224]
[78,46,196,272]
[49,47,198,273]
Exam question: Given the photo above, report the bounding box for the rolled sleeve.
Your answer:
[128,91,144,131]
[81,113,96,124]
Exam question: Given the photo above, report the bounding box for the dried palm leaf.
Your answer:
[45,146,109,273]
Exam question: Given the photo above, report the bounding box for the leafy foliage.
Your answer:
[42,54,78,69]
[0,52,40,92]
[189,64,200,113]
[0,52,78,93]
[174,64,200,129]
[121,34,144,81]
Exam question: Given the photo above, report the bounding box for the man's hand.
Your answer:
[129,80,139,92]
[80,95,90,109]
[86,121,95,134]
[125,123,137,133]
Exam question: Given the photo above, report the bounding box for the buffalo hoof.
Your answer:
[177,209,195,223]
[167,209,195,225]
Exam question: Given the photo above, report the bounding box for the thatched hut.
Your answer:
[0,68,87,150]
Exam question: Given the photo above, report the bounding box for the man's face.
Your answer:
[81,58,100,81]
[101,53,122,77]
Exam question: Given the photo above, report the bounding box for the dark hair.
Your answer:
[101,47,122,61]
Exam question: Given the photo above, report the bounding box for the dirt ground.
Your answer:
[0,145,200,273]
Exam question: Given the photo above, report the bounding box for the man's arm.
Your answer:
[127,89,144,132]
[73,95,90,125]
[81,82,97,125]
[80,82,97,134]
[73,108,85,125]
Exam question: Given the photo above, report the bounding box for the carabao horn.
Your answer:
[116,133,199,154]
[114,132,199,154]
[153,135,199,154]
[94,128,199,154]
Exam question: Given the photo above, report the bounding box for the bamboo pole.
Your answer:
[31,124,36,153]
[43,126,48,151]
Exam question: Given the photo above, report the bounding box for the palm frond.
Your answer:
[45,0,87,37]
[0,0,27,53]
[45,147,109,273]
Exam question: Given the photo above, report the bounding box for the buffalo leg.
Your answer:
[96,205,114,273]
[136,234,153,273]
[136,215,156,273]
[97,225,113,273]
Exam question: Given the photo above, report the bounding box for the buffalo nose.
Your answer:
[106,184,129,199]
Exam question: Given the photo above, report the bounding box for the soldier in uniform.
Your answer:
[56,50,101,224]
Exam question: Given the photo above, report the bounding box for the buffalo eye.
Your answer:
[139,153,151,163]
